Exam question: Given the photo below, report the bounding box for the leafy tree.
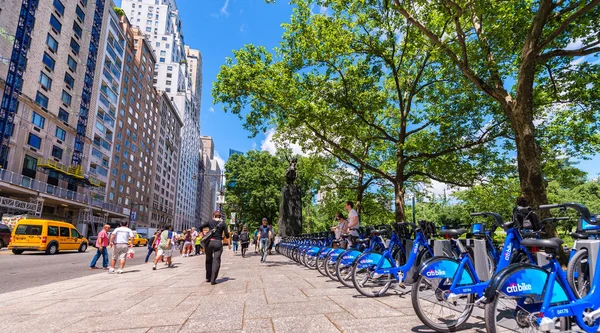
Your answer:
[391,0,600,210]
[214,0,509,223]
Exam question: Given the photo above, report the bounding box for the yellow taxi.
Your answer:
[131,233,148,247]
[8,219,88,255]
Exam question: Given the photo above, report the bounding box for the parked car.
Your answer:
[0,224,10,249]
[131,234,148,247]
[8,219,88,255]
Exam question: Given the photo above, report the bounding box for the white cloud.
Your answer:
[214,150,225,170]
[220,0,230,16]
[571,56,587,66]
[240,24,245,33]
[209,107,215,113]
[260,128,306,156]
[426,180,460,196]
[319,6,328,14]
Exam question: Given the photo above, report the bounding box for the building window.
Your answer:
[61,90,72,106]
[64,73,74,89]
[145,27,151,32]
[53,0,65,15]
[27,133,42,149]
[49,15,62,33]
[75,5,85,22]
[70,38,80,55]
[39,72,52,90]
[73,21,82,38]
[81,0,88,7]
[35,91,49,108]
[22,155,37,178]
[31,112,45,128]
[51,146,63,159]
[67,56,77,72]
[46,34,58,52]
[42,52,55,71]
[159,58,165,62]
[58,108,69,122]
[55,127,66,141]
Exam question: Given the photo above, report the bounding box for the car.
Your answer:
[131,233,148,247]
[0,224,10,249]
[8,219,88,255]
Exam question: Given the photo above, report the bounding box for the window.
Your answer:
[27,133,42,149]
[64,73,74,89]
[35,91,48,108]
[61,90,72,106]
[55,127,66,140]
[59,227,69,237]
[49,15,62,33]
[67,56,77,72]
[48,226,58,236]
[42,52,55,70]
[71,228,81,238]
[81,0,88,7]
[70,38,80,55]
[75,6,85,22]
[160,50,166,56]
[53,0,65,15]
[58,108,69,122]
[155,42,160,47]
[46,34,58,52]
[73,22,82,38]
[51,145,63,159]
[159,57,165,62]
[145,27,151,32]
[31,112,45,128]
[39,72,52,90]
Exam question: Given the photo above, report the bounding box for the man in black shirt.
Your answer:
[258,218,272,263]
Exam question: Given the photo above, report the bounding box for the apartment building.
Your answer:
[199,136,221,224]
[0,0,126,231]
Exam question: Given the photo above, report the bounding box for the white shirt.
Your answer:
[112,227,134,244]
[348,209,359,236]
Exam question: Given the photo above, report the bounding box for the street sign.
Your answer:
[131,211,136,221]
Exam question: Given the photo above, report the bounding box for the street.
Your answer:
[0,246,151,294]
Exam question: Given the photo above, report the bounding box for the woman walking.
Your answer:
[182,230,193,257]
[239,226,250,258]
[145,231,160,263]
[231,232,239,253]
[199,211,231,285]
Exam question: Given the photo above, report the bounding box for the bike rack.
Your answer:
[574,239,600,281]
[433,239,491,281]
[403,239,418,284]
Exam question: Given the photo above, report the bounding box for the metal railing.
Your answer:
[0,169,125,215]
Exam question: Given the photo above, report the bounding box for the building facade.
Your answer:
[0,0,127,234]
[199,136,221,225]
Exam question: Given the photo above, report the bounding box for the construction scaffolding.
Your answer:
[0,197,43,217]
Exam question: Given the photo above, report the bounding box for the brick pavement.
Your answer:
[0,249,486,332]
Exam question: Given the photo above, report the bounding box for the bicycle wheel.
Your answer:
[306,253,317,269]
[336,257,355,288]
[567,248,590,298]
[325,255,339,281]
[351,255,393,297]
[411,274,474,332]
[484,293,550,333]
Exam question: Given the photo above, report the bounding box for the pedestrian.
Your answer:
[253,229,259,253]
[153,225,174,270]
[89,224,110,270]
[182,229,193,257]
[258,218,273,263]
[345,201,360,246]
[191,227,199,256]
[267,222,274,255]
[177,232,185,257]
[232,232,239,253]
[239,226,250,258]
[331,212,348,248]
[199,211,230,285]
[194,230,202,255]
[145,231,160,263]
[108,221,135,274]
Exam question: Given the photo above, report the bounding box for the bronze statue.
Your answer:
[285,157,297,184]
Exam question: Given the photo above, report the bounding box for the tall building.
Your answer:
[199,136,221,225]
[0,0,127,233]
[121,0,201,231]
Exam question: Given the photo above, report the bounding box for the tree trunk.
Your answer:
[394,181,406,223]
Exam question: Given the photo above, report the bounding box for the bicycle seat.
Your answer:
[371,229,387,236]
[521,238,564,250]
[502,222,515,229]
[355,239,369,244]
[570,232,589,240]
[439,228,467,237]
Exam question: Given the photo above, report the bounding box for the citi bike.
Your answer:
[483,202,600,333]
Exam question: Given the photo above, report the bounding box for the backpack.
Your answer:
[240,231,250,243]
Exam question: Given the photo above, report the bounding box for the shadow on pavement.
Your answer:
[410,322,485,332]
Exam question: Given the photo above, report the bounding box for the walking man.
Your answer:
[153,225,174,270]
[108,221,134,274]
[89,224,110,270]
[239,226,250,258]
[258,218,272,263]
[191,227,199,256]
[145,231,159,263]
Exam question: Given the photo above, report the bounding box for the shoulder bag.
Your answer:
[200,221,222,249]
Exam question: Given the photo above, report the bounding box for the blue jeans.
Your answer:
[260,238,269,262]
[90,247,108,268]
[232,241,239,252]
[144,247,154,262]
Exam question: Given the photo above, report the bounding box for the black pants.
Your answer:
[205,240,223,283]
[195,244,201,255]
[241,242,249,257]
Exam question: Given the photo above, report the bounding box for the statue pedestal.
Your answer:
[278,184,302,237]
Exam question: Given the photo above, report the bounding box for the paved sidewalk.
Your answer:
[0,249,485,332]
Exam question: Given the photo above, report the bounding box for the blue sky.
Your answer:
[116,0,599,180]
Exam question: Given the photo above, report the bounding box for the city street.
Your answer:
[0,247,149,294]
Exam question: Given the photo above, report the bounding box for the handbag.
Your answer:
[200,221,222,249]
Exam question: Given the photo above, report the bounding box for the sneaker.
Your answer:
[89,267,98,270]
[152,265,157,270]
[116,269,123,274]
[108,268,115,274]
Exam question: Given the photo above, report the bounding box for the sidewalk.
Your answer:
[0,249,484,332]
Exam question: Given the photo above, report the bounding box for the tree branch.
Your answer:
[405,121,431,138]
[539,42,600,59]
[404,170,473,187]
[445,0,469,67]
[538,0,600,51]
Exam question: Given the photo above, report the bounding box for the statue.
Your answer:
[278,156,302,237]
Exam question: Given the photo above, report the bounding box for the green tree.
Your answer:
[214,0,508,223]
[391,0,600,210]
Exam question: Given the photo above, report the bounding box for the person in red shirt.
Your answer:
[89,224,110,270]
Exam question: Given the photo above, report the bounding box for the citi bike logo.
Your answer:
[504,243,512,261]
[361,259,374,264]
[426,269,446,277]
[505,283,532,293]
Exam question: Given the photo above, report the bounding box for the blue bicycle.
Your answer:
[411,209,541,332]
[351,222,435,297]
[483,203,599,333]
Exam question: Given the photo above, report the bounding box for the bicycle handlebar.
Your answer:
[470,212,504,228]
[539,203,593,223]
